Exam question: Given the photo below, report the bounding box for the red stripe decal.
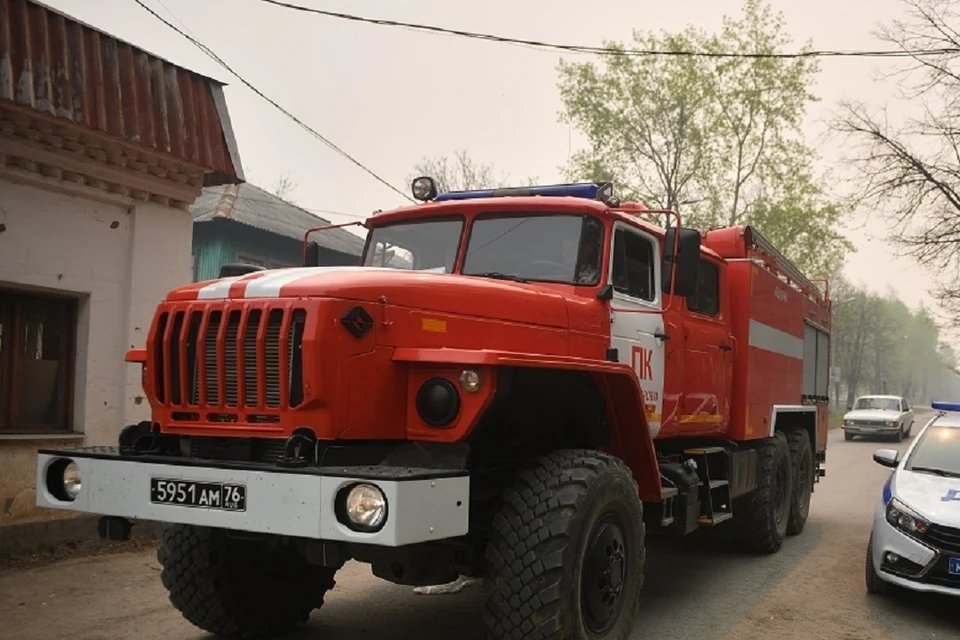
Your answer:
[228,272,268,298]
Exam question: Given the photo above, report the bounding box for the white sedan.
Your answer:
[843,395,915,442]
[865,401,960,598]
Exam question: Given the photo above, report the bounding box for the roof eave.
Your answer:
[203,85,245,186]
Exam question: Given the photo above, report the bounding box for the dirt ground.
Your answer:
[1,419,958,640]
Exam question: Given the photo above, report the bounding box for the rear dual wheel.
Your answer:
[732,432,793,553]
[786,429,814,536]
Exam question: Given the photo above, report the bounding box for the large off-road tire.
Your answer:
[865,533,889,595]
[786,428,814,536]
[157,524,336,639]
[483,449,645,640]
[731,431,793,554]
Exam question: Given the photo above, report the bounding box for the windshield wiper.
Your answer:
[911,466,960,478]
[469,272,529,283]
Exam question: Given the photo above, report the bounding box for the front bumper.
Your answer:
[871,502,960,596]
[845,424,899,436]
[36,447,469,547]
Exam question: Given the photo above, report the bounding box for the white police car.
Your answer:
[866,401,960,597]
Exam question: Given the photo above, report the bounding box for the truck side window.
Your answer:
[686,260,720,317]
[611,228,654,301]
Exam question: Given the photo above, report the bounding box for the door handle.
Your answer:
[654,332,670,341]
[716,343,732,351]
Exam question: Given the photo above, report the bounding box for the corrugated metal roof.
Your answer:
[191,183,366,257]
[0,0,242,185]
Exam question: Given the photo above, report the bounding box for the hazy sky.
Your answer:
[43,0,945,328]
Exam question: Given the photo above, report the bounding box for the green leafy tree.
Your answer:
[556,0,853,277]
[830,275,960,406]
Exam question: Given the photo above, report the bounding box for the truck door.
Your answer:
[679,257,733,434]
[607,222,666,438]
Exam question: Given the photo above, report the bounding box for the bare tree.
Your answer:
[271,173,298,203]
[832,0,960,322]
[411,150,537,193]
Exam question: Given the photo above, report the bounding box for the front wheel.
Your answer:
[484,449,645,640]
[157,524,336,639]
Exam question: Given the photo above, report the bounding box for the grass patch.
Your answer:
[828,413,845,429]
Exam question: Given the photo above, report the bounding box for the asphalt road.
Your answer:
[1,411,958,640]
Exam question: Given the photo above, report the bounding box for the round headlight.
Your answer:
[344,484,387,530]
[63,461,82,500]
[415,378,461,427]
[458,369,483,393]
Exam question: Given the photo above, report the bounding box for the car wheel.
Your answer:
[844,430,854,442]
[865,533,888,595]
[895,424,903,442]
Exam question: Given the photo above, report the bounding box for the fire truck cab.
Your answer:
[35,179,831,640]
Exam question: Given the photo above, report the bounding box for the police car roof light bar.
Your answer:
[432,181,616,205]
[931,401,960,412]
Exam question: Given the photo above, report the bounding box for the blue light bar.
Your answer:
[433,182,613,203]
[932,401,960,412]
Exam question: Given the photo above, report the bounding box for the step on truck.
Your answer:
[35,178,831,640]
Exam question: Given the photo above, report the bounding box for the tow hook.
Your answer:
[277,432,316,468]
[98,516,133,541]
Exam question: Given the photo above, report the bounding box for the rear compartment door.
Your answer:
[680,257,733,433]
[607,222,666,437]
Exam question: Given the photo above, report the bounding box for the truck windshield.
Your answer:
[363,218,464,273]
[854,397,901,412]
[905,426,960,476]
[462,213,604,285]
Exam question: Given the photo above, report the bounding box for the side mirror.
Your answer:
[305,241,364,267]
[304,241,320,267]
[661,227,701,297]
[872,449,900,468]
[219,263,265,278]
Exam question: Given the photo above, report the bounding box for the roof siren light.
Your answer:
[931,401,960,412]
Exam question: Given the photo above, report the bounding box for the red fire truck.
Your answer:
[35,178,831,640]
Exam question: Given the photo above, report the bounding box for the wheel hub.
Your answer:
[582,519,628,634]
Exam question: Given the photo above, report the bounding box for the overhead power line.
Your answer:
[132,0,413,202]
[229,193,371,220]
[255,0,960,60]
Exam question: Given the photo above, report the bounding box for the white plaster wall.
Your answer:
[0,178,193,524]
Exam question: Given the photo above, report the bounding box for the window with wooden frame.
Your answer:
[0,289,78,434]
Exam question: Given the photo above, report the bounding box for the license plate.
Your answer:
[950,557,960,576]
[150,477,246,512]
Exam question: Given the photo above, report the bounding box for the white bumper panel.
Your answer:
[36,451,470,547]
[872,506,960,597]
